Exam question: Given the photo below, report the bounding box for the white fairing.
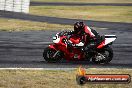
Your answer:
[53,33,60,43]
[104,35,117,45]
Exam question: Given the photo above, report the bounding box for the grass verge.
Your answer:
[0,18,72,31]
[0,68,131,88]
[30,6,132,23]
[0,3,132,31]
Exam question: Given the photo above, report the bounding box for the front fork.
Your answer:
[49,44,63,58]
[49,44,57,50]
[53,50,63,59]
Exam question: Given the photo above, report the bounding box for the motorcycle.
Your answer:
[43,31,117,64]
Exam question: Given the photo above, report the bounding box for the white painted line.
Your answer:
[0,68,76,70]
[32,42,52,44]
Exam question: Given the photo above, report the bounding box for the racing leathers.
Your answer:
[60,26,100,51]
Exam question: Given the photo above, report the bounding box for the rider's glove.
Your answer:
[67,40,73,47]
[62,38,73,47]
[67,43,72,47]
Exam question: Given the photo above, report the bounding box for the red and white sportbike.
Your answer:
[43,32,117,64]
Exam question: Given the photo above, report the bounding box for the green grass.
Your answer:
[0,68,131,88]
[30,6,132,23]
[31,0,132,3]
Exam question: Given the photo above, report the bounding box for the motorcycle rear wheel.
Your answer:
[92,46,113,64]
[43,47,62,63]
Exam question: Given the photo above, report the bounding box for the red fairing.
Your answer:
[70,35,81,44]
[97,40,105,49]
[49,44,56,50]
[49,34,84,60]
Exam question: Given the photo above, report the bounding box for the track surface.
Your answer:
[30,2,132,6]
[0,29,132,68]
[0,11,132,68]
[0,11,131,30]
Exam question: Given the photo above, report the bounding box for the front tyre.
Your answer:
[43,47,62,63]
[92,46,113,64]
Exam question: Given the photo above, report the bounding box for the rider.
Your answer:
[61,21,101,51]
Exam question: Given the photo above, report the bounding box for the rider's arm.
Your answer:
[84,26,95,38]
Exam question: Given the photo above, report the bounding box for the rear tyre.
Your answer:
[43,47,62,63]
[92,46,113,64]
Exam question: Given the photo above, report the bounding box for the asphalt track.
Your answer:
[0,11,131,30]
[30,2,132,6]
[0,11,132,68]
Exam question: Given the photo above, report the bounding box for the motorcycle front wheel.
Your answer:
[43,47,62,63]
[92,46,113,64]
